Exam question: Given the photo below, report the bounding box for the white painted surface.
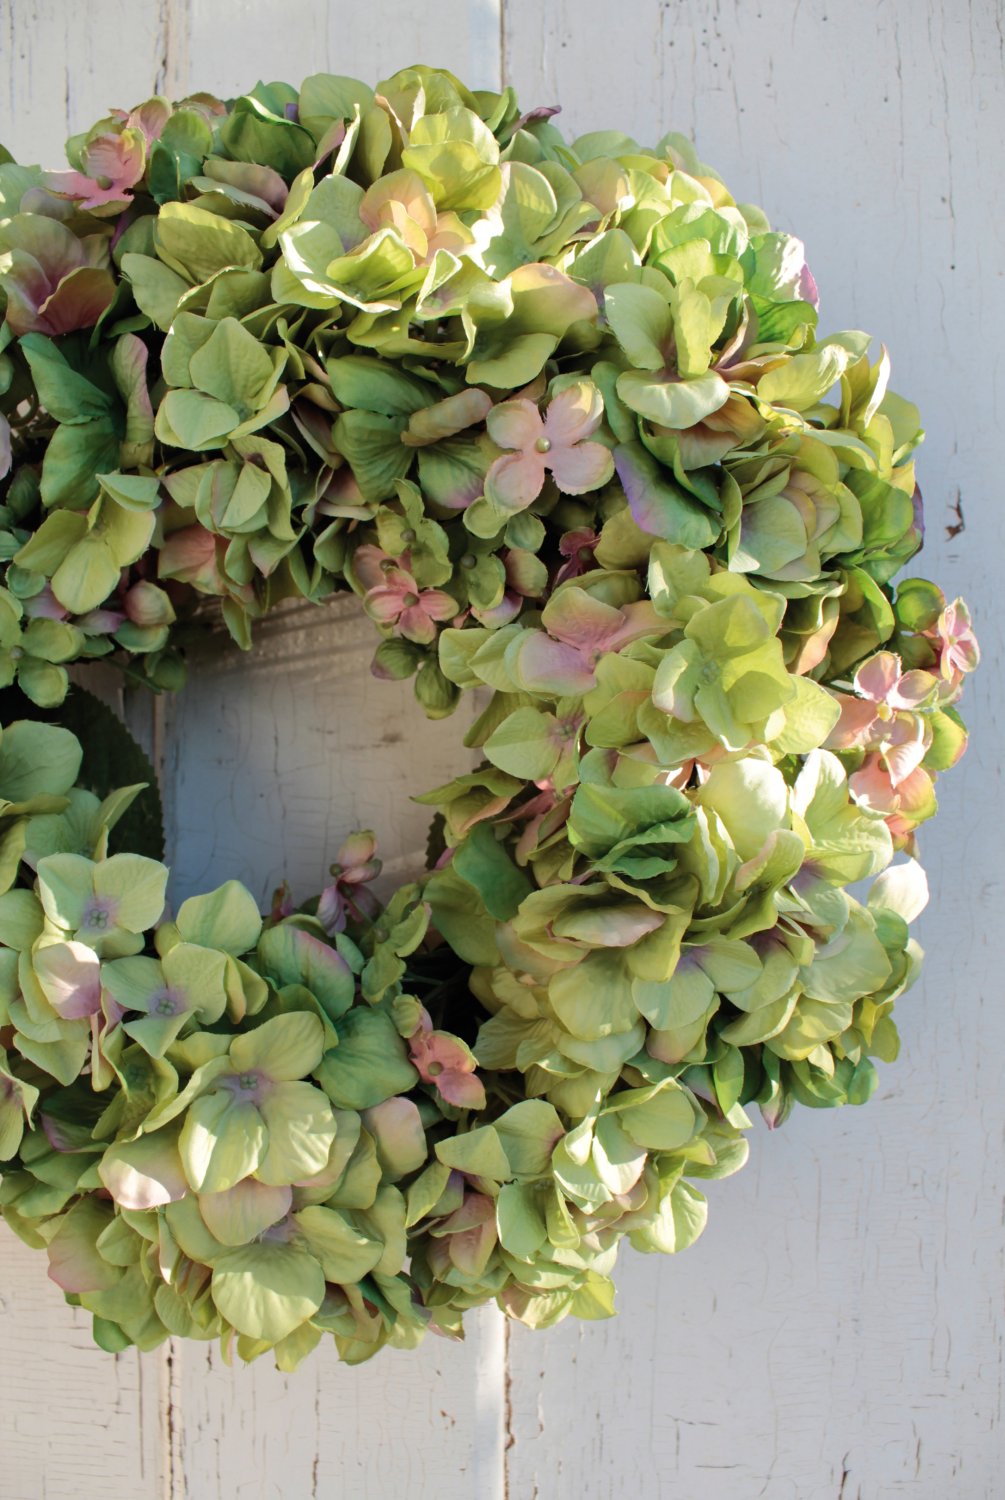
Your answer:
[1,2,1002,1496]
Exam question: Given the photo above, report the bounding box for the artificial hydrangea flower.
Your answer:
[407,1005,486,1109]
[354,544,457,645]
[484,381,614,512]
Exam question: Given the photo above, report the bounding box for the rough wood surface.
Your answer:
[1,1,1002,1495]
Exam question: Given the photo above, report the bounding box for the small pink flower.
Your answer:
[511,584,664,696]
[47,128,147,213]
[408,1006,486,1110]
[930,598,979,686]
[355,544,456,645]
[554,528,600,586]
[849,753,935,841]
[485,381,614,512]
[317,830,383,934]
[826,651,935,750]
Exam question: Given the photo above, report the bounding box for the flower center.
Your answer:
[80,898,117,933]
[151,988,182,1017]
[237,1072,260,1092]
[700,661,721,685]
[534,437,552,454]
[401,593,419,609]
[427,1061,444,1077]
[460,553,477,570]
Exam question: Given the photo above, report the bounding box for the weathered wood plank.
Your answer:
[170,0,503,100]
[0,1229,167,1498]
[1,0,170,165]
[501,1,1005,1494]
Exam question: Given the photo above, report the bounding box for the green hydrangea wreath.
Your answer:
[0,66,978,1369]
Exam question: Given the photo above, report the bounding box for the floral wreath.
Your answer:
[0,67,977,1368]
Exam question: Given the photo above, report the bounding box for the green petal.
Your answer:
[176,880,262,954]
[257,1082,337,1186]
[199,1179,292,1246]
[229,1010,325,1082]
[179,1091,267,1192]
[295,1204,384,1284]
[211,1241,324,1343]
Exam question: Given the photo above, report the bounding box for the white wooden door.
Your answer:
[1,4,1002,1495]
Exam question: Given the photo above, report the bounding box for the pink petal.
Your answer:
[398,604,438,644]
[365,584,409,623]
[472,590,522,627]
[849,756,896,811]
[543,587,626,654]
[36,266,116,335]
[825,692,879,748]
[486,398,545,452]
[888,670,936,710]
[34,941,101,1019]
[438,1071,487,1109]
[547,439,615,495]
[543,381,605,446]
[605,599,665,651]
[485,450,548,511]
[883,725,929,785]
[419,588,459,622]
[512,633,598,695]
[353,543,399,590]
[853,652,902,704]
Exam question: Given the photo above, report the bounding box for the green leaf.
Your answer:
[496,1182,548,1260]
[617,368,730,429]
[0,719,81,802]
[317,1009,418,1109]
[604,282,672,370]
[177,880,262,954]
[483,706,562,780]
[295,1204,384,1283]
[613,441,720,547]
[451,822,533,922]
[610,1082,698,1150]
[494,1100,564,1177]
[230,1011,326,1082]
[18,335,114,424]
[179,1091,266,1192]
[255,925,354,1020]
[757,345,849,411]
[154,201,263,284]
[436,1124,513,1181]
[211,1241,324,1343]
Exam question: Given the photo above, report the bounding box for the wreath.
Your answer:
[0,66,977,1369]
